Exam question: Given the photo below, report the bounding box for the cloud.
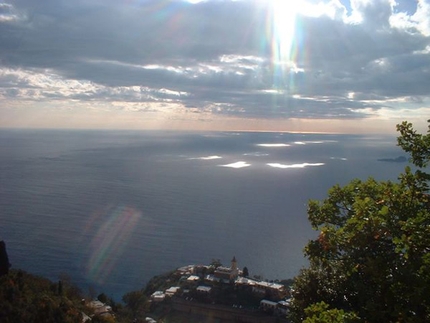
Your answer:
[0,0,429,131]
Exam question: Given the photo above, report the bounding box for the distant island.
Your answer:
[377,156,407,163]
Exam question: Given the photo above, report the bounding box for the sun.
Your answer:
[262,0,307,89]
[270,0,301,65]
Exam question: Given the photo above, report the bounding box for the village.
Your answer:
[144,257,292,322]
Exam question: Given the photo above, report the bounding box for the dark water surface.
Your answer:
[0,129,406,299]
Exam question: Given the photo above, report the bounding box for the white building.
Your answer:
[151,291,166,302]
[165,286,180,296]
[196,285,212,293]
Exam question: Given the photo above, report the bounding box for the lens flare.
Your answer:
[271,0,297,65]
[84,205,141,285]
[267,0,302,90]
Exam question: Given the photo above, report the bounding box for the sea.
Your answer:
[0,129,407,300]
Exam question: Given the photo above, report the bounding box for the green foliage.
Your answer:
[291,121,430,323]
[97,292,108,304]
[122,290,149,318]
[397,120,430,169]
[303,302,359,323]
[58,273,83,301]
[0,270,84,323]
[143,270,175,296]
[210,258,223,268]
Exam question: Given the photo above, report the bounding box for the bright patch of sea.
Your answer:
[0,130,406,299]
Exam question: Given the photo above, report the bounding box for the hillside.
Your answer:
[0,269,87,323]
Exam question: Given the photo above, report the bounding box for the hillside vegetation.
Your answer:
[290,121,430,322]
[0,269,85,323]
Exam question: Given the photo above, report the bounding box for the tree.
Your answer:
[242,266,249,277]
[97,293,108,304]
[0,270,84,323]
[122,290,148,317]
[290,121,430,322]
[397,120,430,169]
[0,241,11,277]
[303,302,359,323]
[210,258,222,268]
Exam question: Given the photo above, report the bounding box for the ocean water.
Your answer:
[0,129,407,299]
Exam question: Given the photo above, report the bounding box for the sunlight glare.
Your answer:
[266,0,305,90]
[271,0,299,66]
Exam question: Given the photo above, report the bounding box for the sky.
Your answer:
[0,0,429,133]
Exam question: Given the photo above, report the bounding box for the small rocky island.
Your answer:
[377,156,407,163]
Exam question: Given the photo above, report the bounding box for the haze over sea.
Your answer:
[0,129,406,299]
